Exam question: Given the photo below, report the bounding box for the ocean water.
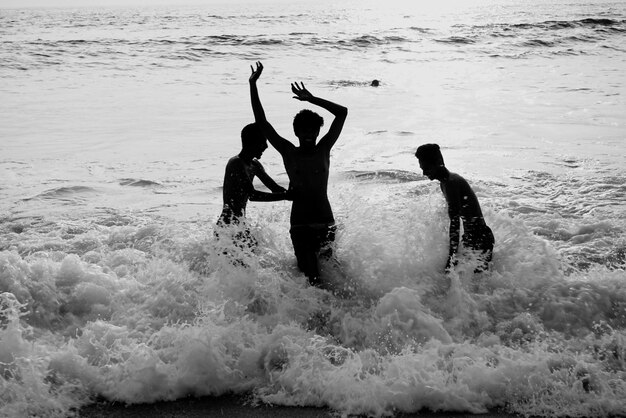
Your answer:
[1,0,626,416]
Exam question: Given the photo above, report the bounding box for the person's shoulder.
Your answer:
[448,171,468,184]
[250,158,265,172]
[225,155,245,171]
[227,154,241,164]
[316,142,333,154]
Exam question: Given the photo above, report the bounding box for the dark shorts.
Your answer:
[462,225,495,272]
[289,224,336,284]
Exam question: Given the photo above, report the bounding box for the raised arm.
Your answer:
[291,81,347,150]
[249,62,294,155]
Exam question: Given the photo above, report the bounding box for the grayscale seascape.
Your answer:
[1,0,625,416]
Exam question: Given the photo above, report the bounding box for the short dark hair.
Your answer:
[415,143,445,165]
[293,109,324,135]
[241,123,265,148]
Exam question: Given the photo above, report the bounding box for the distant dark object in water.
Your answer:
[328,80,381,87]
[8,223,25,234]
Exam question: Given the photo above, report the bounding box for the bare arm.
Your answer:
[446,217,461,271]
[249,62,294,155]
[252,160,287,193]
[443,181,462,271]
[249,189,290,202]
[291,82,347,150]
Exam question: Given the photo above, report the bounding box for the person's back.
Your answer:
[220,155,256,223]
[440,171,486,229]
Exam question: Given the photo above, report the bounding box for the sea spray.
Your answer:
[1,187,626,417]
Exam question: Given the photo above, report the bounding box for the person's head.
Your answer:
[415,143,445,180]
[241,123,268,159]
[293,109,324,145]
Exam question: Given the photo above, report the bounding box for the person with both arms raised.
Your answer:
[248,61,348,289]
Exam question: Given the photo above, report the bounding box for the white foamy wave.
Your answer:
[1,184,625,417]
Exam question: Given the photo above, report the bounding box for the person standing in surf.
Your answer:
[415,144,495,273]
[248,61,348,288]
[216,122,290,250]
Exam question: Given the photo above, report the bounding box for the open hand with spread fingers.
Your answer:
[249,61,263,84]
[291,82,314,101]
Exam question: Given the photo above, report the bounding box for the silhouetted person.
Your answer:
[249,61,348,288]
[415,144,494,273]
[216,123,290,249]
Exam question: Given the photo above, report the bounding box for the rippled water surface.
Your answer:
[1,0,625,416]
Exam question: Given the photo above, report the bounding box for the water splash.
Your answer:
[1,180,624,417]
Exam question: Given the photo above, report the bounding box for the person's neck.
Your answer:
[238,151,254,162]
[435,166,450,182]
[298,140,315,152]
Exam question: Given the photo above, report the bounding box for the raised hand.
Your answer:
[291,82,313,101]
[249,61,263,84]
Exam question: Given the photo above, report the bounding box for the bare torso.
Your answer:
[282,146,334,226]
